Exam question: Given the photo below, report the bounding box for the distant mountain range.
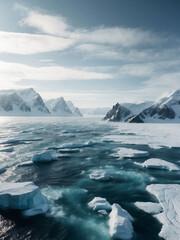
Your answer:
[103,90,180,123]
[0,88,82,117]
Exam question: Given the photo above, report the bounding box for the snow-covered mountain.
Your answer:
[45,97,83,117]
[0,88,50,116]
[103,103,132,122]
[121,101,154,115]
[129,90,180,123]
[66,100,83,116]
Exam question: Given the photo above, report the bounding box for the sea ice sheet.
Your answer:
[146,184,180,240]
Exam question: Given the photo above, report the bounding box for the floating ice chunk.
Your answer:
[149,145,164,150]
[109,203,134,240]
[143,158,180,171]
[135,202,162,215]
[98,210,108,215]
[32,151,58,163]
[59,148,80,153]
[146,184,180,240]
[0,166,7,174]
[0,147,14,152]
[22,203,49,217]
[89,170,111,181]
[0,182,48,217]
[59,140,98,149]
[18,161,34,167]
[88,197,112,211]
[112,148,149,159]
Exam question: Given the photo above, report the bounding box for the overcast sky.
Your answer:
[0,0,180,107]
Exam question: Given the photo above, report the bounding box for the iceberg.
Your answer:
[88,197,112,211]
[146,184,180,240]
[32,151,58,163]
[89,170,111,181]
[0,182,48,217]
[134,202,162,215]
[142,158,180,171]
[109,203,134,240]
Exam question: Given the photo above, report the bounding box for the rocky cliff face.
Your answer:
[103,103,132,122]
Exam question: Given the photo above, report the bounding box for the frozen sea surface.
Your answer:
[0,117,179,240]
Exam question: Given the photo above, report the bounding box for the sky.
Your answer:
[0,0,180,107]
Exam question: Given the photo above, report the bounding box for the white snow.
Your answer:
[0,182,48,217]
[134,202,162,215]
[88,197,112,211]
[142,158,180,171]
[89,170,111,181]
[32,151,58,163]
[109,203,134,240]
[111,147,149,159]
[146,184,180,240]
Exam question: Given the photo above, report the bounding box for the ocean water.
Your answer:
[0,117,179,240]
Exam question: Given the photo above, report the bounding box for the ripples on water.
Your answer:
[0,117,179,240]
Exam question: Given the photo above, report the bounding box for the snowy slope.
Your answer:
[122,101,154,115]
[45,97,73,116]
[129,90,180,123]
[66,100,83,116]
[0,88,50,116]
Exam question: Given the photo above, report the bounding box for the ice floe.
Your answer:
[111,148,149,159]
[0,182,48,217]
[88,197,112,211]
[109,203,134,240]
[59,148,80,153]
[146,184,180,240]
[142,158,180,171]
[89,170,111,181]
[59,140,98,149]
[134,202,162,215]
[17,161,34,167]
[32,151,58,163]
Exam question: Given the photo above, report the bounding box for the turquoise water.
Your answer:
[0,117,179,240]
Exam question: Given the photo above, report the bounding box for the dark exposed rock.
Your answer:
[103,103,132,122]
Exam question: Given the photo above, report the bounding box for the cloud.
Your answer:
[18,6,160,48]
[0,31,73,55]
[0,60,112,84]
[20,10,70,36]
